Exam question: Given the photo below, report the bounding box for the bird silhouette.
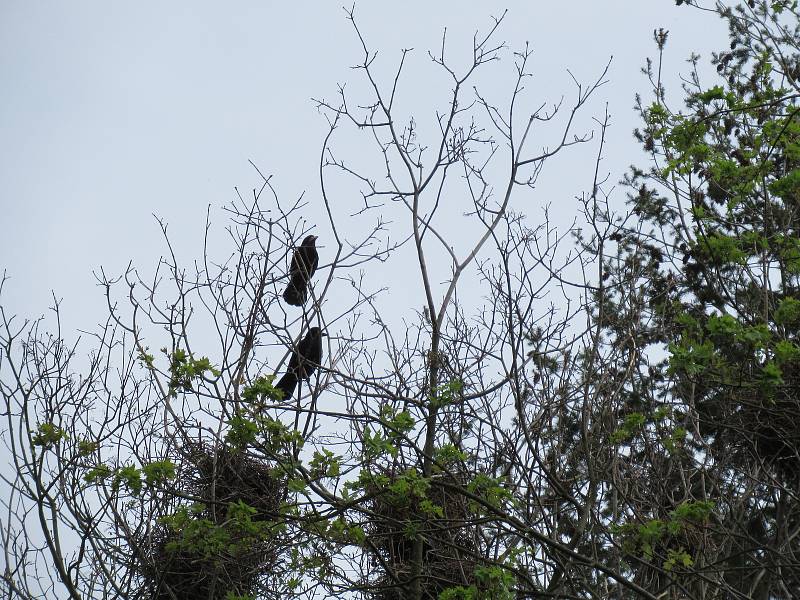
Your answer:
[276,326,325,399]
[282,235,319,306]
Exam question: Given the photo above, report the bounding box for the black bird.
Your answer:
[282,235,319,306]
[275,327,325,399]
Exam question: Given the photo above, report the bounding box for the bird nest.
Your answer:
[361,467,483,600]
[699,375,800,482]
[746,390,800,481]
[185,440,288,522]
[139,441,288,600]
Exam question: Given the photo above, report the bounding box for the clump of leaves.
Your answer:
[82,460,176,497]
[32,423,66,449]
[168,348,219,396]
[611,500,715,568]
[241,375,283,403]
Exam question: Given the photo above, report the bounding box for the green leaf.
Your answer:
[114,464,143,496]
[775,340,800,364]
[664,548,694,571]
[760,361,784,387]
[775,297,800,325]
[697,85,726,103]
[32,423,66,449]
[84,464,112,484]
[142,460,176,486]
[671,500,715,523]
[242,374,283,403]
[168,349,219,396]
[226,412,259,449]
[288,478,307,493]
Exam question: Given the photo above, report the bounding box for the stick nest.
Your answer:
[362,466,483,599]
[140,441,288,600]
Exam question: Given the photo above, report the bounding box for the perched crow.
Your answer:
[275,326,325,399]
[282,235,319,306]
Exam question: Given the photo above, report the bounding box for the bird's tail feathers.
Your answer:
[282,274,309,306]
[275,373,298,400]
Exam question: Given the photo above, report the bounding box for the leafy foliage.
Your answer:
[612,1,800,595]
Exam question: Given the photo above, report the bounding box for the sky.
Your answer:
[0,1,726,336]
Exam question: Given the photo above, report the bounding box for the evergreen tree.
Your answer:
[607,1,800,596]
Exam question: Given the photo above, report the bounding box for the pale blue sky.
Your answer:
[1,1,723,332]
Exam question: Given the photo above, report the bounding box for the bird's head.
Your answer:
[308,326,327,338]
[302,235,318,246]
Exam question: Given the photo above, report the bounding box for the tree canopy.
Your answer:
[2,2,799,599]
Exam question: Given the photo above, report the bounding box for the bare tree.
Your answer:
[0,8,673,600]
